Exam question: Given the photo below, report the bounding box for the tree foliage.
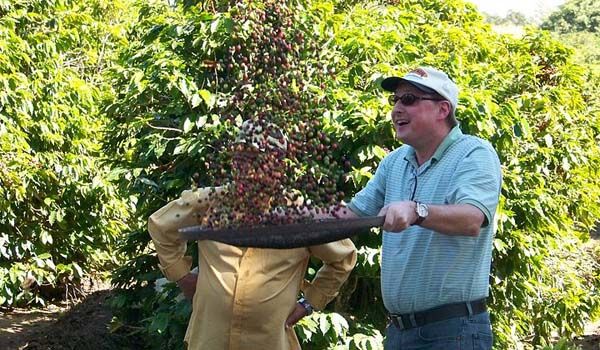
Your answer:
[485,10,532,26]
[541,0,600,33]
[541,0,600,117]
[0,0,135,306]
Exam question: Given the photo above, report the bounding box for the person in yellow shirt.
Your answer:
[148,120,357,350]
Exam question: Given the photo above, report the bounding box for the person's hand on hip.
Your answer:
[177,272,198,300]
[285,303,309,329]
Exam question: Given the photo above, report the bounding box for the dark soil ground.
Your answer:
[0,282,141,350]
[575,330,600,350]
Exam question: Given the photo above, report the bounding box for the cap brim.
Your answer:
[381,77,437,95]
[381,77,402,92]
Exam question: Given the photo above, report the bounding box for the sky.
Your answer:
[466,0,566,21]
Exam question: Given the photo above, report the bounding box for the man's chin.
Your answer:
[395,129,409,142]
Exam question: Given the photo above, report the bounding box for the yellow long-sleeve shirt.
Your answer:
[148,187,357,350]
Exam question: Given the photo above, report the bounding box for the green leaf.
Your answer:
[49,211,56,226]
[319,314,331,335]
[196,115,208,129]
[71,263,84,279]
[329,312,349,337]
[45,259,56,271]
[183,118,193,133]
[198,90,212,107]
[149,313,170,334]
[179,79,190,99]
[191,94,202,108]
[372,145,387,160]
[37,253,51,260]
[137,177,159,188]
[173,140,188,155]
[210,18,220,33]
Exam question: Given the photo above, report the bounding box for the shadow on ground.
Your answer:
[0,290,142,350]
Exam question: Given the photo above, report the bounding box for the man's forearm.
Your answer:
[305,238,357,309]
[421,203,485,236]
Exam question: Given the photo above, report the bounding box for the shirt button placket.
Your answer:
[230,249,252,350]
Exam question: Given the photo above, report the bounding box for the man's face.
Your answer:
[390,83,447,147]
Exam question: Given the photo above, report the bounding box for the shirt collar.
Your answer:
[431,125,462,162]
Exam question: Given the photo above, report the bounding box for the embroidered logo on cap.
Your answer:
[408,68,428,78]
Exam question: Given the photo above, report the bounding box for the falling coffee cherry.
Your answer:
[194,0,351,231]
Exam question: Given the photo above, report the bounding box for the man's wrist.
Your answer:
[176,273,189,282]
[176,270,196,284]
[412,201,429,226]
[297,297,314,315]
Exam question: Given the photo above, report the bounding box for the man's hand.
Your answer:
[378,201,417,232]
[285,303,308,329]
[176,272,198,300]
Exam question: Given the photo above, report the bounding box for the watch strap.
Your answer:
[413,202,426,226]
[298,297,314,315]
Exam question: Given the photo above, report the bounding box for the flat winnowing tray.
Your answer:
[178,216,384,248]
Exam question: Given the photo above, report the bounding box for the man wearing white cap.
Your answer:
[332,67,502,349]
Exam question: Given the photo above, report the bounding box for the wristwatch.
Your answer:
[298,297,314,315]
[413,201,429,226]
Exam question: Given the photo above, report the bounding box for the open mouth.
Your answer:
[395,119,409,127]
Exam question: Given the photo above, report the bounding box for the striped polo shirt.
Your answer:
[348,126,502,314]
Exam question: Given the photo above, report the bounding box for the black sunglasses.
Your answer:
[388,93,444,106]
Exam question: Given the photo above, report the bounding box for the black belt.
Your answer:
[389,298,487,330]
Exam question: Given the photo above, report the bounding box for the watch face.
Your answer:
[417,203,428,217]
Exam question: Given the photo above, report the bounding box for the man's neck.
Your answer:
[413,127,451,166]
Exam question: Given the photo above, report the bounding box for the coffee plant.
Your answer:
[0,0,136,306]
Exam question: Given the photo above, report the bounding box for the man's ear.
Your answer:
[437,101,451,120]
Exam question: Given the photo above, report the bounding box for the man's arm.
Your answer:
[148,187,220,298]
[284,237,357,327]
[176,272,199,300]
[378,144,501,236]
[378,201,484,236]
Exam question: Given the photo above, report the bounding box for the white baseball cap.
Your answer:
[381,67,459,116]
